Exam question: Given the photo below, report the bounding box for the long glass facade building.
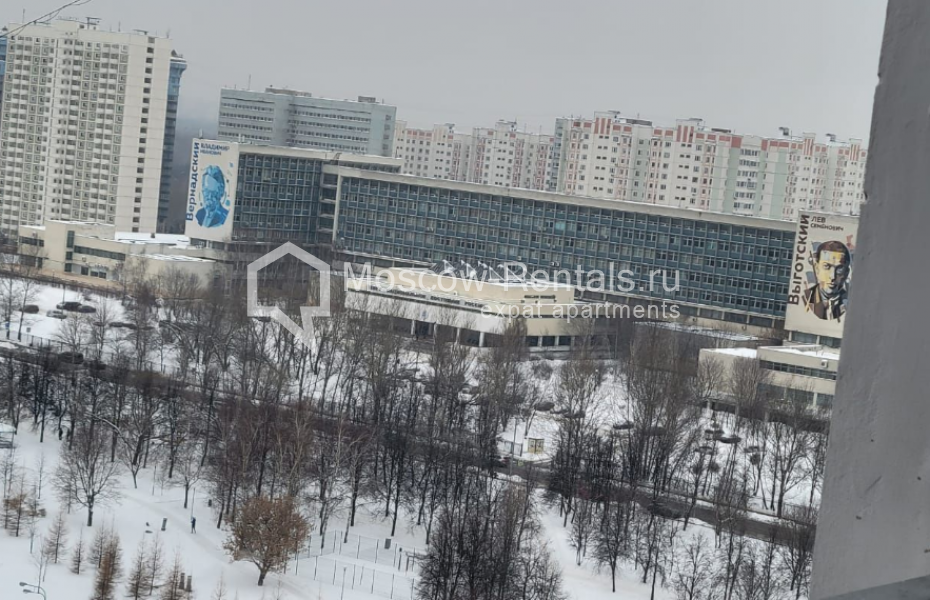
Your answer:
[333,171,795,328]
[186,141,805,331]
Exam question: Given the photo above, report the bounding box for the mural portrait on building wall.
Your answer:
[196,165,231,228]
[804,240,851,321]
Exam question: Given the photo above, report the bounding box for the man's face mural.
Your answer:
[812,245,850,298]
[202,165,226,212]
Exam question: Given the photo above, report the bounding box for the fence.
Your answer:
[301,530,424,574]
[295,531,420,600]
[5,327,174,375]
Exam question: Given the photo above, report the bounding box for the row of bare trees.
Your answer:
[0,264,824,596]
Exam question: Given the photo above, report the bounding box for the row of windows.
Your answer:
[73,245,126,262]
[760,360,836,381]
[342,181,792,241]
[759,383,833,408]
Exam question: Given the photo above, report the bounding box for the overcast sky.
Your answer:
[9,0,887,140]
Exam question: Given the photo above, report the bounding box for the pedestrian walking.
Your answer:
[191,516,196,534]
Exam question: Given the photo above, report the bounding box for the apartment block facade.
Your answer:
[392,122,456,179]
[217,88,396,157]
[0,20,182,236]
[0,35,7,133]
[393,120,557,191]
[555,113,866,220]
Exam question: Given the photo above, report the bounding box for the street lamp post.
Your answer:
[19,582,48,600]
[340,566,348,600]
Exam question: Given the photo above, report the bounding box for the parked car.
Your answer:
[58,351,84,364]
[20,304,40,314]
[47,310,67,320]
[76,305,97,314]
[490,454,511,469]
[88,358,106,371]
[647,500,683,520]
[109,321,138,330]
[56,301,82,312]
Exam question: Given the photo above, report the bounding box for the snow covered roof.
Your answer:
[767,345,841,361]
[638,321,761,342]
[709,347,759,358]
[115,232,191,247]
[428,259,525,283]
[144,254,213,263]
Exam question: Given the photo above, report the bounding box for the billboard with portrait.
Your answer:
[185,139,239,242]
[785,212,858,339]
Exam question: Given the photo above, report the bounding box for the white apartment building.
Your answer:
[392,122,456,179]
[0,20,181,236]
[556,113,866,220]
[218,88,397,157]
[393,120,556,192]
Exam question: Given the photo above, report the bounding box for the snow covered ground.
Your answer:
[0,427,687,600]
[0,281,815,598]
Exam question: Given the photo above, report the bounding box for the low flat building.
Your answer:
[18,220,217,286]
[346,260,619,351]
[700,344,838,411]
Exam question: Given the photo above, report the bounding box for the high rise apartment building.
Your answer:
[217,88,396,157]
[0,35,8,131]
[395,113,865,220]
[393,120,556,191]
[157,53,186,229]
[0,20,184,235]
[555,113,866,219]
[392,122,456,179]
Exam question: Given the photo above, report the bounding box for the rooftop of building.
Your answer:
[221,87,393,107]
[215,139,401,168]
[329,165,799,231]
[707,347,759,359]
[706,343,841,363]
[114,232,190,247]
[8,19,173,40]
[144,254,213,262]
[22,220,193,249]
[570,112,865,148]
[427,260,527,284]
[636,321,763,342]
[766,344,841,361]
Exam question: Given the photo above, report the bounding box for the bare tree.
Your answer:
[594,483,633,593]
[159,552,188,600]
[779,505,816,600]
[125,541,148,600]
[224,494,311,586]
[146,534,165,596]
[42,509,69,564]
[210,575,229,600]
[671,533,718,600]
[569,497,595,566]
[70,528,86,574]
[548,337,604,525]
[91,532,123,600]
[54,422,123,526]
[766,387,813,518]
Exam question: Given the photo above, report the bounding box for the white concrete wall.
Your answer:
[811,2,930,598]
